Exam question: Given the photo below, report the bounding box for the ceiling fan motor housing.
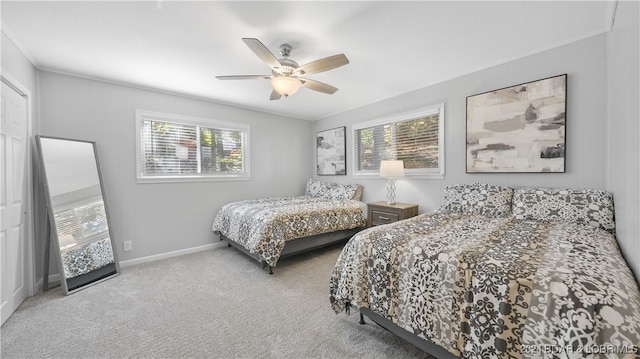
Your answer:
[274,58,299,76]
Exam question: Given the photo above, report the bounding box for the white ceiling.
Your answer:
[1,1,615,121]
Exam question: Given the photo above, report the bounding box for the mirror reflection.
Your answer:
[36,136,118,294]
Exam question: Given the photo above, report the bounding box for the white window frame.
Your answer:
[352,103,445,179]
[135,110,250,183]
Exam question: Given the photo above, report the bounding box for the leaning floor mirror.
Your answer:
[35,135,119,294]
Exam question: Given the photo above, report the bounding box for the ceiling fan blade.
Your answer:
[300,78,338,94]
[270,89,282,101]
[215,75,271,80]
[242,38,282,72]
[295,54,349,76]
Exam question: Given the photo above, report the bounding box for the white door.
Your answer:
[1,80,30,325]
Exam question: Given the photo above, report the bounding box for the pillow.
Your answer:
[512,187,615,233]
[439,183,514,218]
[305,179,332,197]
[351,184,364,201]
[323,183,360,201]
[305,179,361,201]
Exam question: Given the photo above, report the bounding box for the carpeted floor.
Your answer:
[1,242,435,358]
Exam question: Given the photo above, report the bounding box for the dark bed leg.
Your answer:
[359,313,366,325]
[261,262,274,275]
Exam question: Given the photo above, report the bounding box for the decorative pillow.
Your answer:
[323,183,360,201]
[305,179,360,201]
[512,187,615,233]
[305,179,332,197]
[439,183,514,218]
[351,184,364,201]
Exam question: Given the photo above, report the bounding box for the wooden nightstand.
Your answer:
[367,201,419,227]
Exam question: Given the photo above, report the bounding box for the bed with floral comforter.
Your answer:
[212,180,366,268]
[329,184,640,358]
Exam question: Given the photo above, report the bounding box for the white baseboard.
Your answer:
[35,277,43,293]
[46,273,62,286]
[119,241,227,268]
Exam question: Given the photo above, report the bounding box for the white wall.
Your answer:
[37,71,312,262]
[606,1,640,282]
[1,32,38,103]
[313,34,608,211]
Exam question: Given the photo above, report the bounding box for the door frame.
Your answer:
[1,69,36,298]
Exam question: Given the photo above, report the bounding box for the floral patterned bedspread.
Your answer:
[330,212,640,359]
[212,196,366,267]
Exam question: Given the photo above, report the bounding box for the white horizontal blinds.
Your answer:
[395,114,440,169]
[54,199,108,243]
[199,127,244,174]
[142,120,198,175]
[355,126,381,171]
[355,111,440,171]
[141,119,244,176]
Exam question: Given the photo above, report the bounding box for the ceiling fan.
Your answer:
[216,38,349,100]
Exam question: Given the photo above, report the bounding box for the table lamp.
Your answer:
[380,160,405,205]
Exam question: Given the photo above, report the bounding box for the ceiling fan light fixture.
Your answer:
[271,76,302,96]
[219,38,348,100]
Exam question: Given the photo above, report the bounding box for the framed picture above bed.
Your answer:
[317,126,346,175]
[466,74,567,173]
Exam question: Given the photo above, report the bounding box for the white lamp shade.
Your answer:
[175,144,189,160]
[380,160,405,178]
[271,76,302,96]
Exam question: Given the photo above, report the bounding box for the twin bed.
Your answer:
[330,183,640,358]
[212,179,366,274]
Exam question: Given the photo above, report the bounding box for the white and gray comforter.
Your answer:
[212,196,366,267]
[330,212,640,358]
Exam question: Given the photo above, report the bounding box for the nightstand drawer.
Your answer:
[366,201,419,228]
[371,210,399,224]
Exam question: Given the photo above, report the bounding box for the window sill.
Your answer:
[136,175,251,184]
[353,173,444,180]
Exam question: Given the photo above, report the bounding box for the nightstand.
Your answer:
[367,201,419,227]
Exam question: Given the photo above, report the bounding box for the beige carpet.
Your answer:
[1,242,435,358]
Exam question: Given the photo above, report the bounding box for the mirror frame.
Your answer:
[35,135,120,294]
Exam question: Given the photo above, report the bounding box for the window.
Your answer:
[135,110,250,182]
[353,103,444,177]
[55,199,108,248]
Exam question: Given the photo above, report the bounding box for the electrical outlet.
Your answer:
[123,240,133,252]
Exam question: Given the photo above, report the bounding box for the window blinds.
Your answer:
[355,112,440,171]
[140,119,245,176]
[142,120,199,174]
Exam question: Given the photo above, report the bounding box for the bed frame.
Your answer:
[358,307,459,359]
[219,227,364,274]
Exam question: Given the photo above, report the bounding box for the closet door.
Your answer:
[1,80,30,325]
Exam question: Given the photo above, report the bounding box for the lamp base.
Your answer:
[386,178,396,205]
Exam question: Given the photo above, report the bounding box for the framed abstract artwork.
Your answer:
[466,74,567,173]
[317,126,346,175]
